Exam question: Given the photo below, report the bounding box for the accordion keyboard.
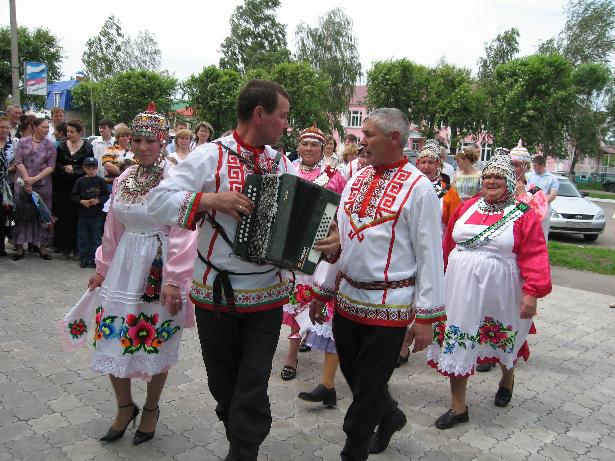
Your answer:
[236,184,257,244]
[307,202,338,264]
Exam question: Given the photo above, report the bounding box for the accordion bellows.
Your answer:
[235,174,341,275]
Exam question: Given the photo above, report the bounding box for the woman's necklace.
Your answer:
[476,196,514,214]
[117,163,164,204]
[299,158,322,172]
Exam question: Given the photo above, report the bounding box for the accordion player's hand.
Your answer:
[314,221,340,256]
[201,191,254,220]
[309,300,327,325]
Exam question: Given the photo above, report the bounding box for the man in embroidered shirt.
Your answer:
[309,108,446,461]
[148,80,338,461]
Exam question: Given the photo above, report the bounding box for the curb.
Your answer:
[588,197,615,204]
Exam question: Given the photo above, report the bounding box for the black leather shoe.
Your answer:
[434,407,469,430]
[298,384,337,408]
[99,403,139,442]
[395,353,409,368]
[133,406,159,445]
[495,379,514,407]
[476,362,495,372]
[11,249,25,261]
[369,408,407,454]
[281,360,297,381]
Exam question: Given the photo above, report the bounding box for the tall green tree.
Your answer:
[182,66,244,133]
[429,62,485,147]
[294,8,361,131]
[560,0,615,66]
[72,70,176,125]
[0,26,63,106]
[366,59,431,129]
[219,0,290,74]
[478,28,520,81]
[488,53,577,157]
[263,62,331,148]
[82,15,161,82]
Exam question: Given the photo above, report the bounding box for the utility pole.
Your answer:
[9,0,20,106]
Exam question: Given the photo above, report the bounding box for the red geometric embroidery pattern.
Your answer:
[227,154,246,193]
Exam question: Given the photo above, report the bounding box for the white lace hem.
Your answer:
[426,345,515,376]
[91,348,180,382]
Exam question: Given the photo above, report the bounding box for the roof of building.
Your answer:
[47,80,79,93]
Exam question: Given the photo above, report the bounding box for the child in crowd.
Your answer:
[71,157,109,268]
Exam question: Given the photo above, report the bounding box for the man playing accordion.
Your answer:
[309,108,446,461]
[147,80,339,461]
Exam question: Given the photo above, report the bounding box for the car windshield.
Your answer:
[557,179,582,198]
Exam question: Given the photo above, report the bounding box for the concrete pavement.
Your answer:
[1,255,615,460]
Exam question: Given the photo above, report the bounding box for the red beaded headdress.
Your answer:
[131,102,168,142]
[299,124,326,145]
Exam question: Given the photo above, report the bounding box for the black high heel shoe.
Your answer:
[133,405,159,445]
[99,402,139,442]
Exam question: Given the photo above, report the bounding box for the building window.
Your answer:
[347,110,363,128]
[411,140,419,151]
[481,144,492,162]
[53,92,61,108]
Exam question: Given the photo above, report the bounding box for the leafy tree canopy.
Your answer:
[219,0,290,74]
[82,15,161,82]
[294,8,361,120]
[478,28,520,81]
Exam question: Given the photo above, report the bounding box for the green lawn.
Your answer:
[583,190,615,200]
[548,240,615,275]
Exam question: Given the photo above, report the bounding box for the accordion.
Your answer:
[235,173,341,275]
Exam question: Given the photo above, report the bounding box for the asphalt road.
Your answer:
[550,200,615,248]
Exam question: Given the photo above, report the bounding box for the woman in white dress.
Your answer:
[427,150,551,429]
[61,103,196,445]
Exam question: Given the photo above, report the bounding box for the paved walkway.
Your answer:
[2,256,615,460]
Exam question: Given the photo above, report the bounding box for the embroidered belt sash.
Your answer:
[458,202,530,249]
[197,250,276,314]
[336,271,415,291]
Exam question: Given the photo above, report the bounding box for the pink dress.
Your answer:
[60,165,197,381]
[282,163,346,348]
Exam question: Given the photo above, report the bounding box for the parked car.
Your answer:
[549,176,606,242]
[602,178,615,193]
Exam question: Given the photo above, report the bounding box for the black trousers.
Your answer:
[195,307,282,460]
[333,312,406,459]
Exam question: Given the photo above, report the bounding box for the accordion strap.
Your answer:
[197,250,276,315]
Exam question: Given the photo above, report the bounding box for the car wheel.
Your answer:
[609,184,615,193]
[583,234,599,242]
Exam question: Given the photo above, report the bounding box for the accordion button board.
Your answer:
[234,173,341,275]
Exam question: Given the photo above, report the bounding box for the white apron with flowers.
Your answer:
[426,201,533,376]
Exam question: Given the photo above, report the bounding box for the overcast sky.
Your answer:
[3,0,567,81]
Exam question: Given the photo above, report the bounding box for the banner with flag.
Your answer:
[24,62,48,96]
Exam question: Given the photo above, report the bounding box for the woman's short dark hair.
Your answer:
[31,117,47,128]
[194,122,214,141]
[98,119,114,129]
[236,79,290,122]
[325,135,337,150]
[54,122,68,137]
[67,119,84,133]
[344,133,358,143]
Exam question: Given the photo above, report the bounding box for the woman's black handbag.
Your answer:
[14,192,38,222]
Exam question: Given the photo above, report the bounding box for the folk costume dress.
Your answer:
[60,164,197,381]
[282,161,346,350]
[146,131,297,314]
[426,196,551,377]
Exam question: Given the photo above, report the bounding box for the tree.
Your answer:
[82,15,161,82]
[182,66,244,134]
[478,28,520,81]
[0,26,63,105]
[560,0,615,66]
[366,59,431,129]
[488,53,577,157]
[429,62,485,147]
[265,62,331,148]
[72,70,176,125]
[219,0,290,74]
[294,8,362,130]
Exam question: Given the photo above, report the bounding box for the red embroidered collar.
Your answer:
[233,131,265,155]
[373,157,408,173]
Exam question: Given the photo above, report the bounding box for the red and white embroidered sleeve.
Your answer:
[177,192,203,230]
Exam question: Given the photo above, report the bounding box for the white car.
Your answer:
[549,176,606,242]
